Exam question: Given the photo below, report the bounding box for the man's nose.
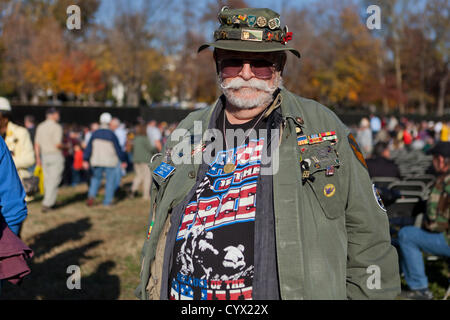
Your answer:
[238,63,255,80]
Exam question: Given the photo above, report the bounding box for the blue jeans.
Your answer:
[71,169,82,186]
[88,167,117,205]
[398,226,450,290]
[113,163,123,192]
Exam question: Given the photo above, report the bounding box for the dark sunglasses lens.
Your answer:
[220,58,274,79]
[250,60,274,79]
[220,59,243,78]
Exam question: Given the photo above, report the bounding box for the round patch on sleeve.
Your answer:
[372,184,387,212]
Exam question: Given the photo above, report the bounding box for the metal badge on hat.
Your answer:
[268,17,280,30]
[247,15,257,27]
[256,16,267,27]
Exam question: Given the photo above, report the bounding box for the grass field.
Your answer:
[1,174,448,300]
[1,174,148,300]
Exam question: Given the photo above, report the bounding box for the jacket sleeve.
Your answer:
[342,129,401,299]
[425,176,449,233]
[13,128,35,169]
[0,138,28,228]
[111,133,127,162]
[83,133,93,162]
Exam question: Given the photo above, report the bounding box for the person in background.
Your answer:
[440,122,449,142]
[398,141,450,300]
[130,124,156,200]
[370,114,381,139]
[146,119,162,153]
[110,117,127,192]
[356,117,373,158]
[0,97,35,181]
[71,143,84,187]
[83,113,127,207]
[24,115,36,147]
[366,142,401,179]
[83,122,99,149]
[34,108,64,213]
[24,115,37,175]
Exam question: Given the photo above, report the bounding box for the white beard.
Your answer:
[218,74,283,109]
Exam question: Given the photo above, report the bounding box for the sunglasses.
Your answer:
[218,58,276,80]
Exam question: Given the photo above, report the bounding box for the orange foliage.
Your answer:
[24,51,105,98]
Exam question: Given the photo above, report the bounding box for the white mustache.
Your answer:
[219,77,277,93]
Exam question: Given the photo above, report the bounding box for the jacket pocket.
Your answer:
[146,215,171,300]
[306,173,345,220]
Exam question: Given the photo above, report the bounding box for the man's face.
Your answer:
[50,112,60,122]
[110,120,119,130]
[432,154,448,173]
[215,49,284,109]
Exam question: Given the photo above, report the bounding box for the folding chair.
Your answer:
[372,176,400,190]
[405,174,436,186]
[388,181,429,200]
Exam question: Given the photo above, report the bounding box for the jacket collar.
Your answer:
[279,88,307,129]
[183,87,307,137]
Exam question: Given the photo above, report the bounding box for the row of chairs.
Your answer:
[372,175,435,226]
[374,174,449,300]
[391,149,433,177]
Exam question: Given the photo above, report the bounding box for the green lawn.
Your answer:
[1,174,149,300]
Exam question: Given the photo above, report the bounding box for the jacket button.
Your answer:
[188,171,196,179]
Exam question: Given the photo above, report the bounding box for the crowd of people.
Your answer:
[0,96,180,212]
[352,114,450,300]
[353,114,450,159]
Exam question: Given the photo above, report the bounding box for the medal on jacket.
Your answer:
[153,161,176,180]
[153,148,176,180]
[223,162,236,174]
[222,108,266,174]
[223,149,236,173]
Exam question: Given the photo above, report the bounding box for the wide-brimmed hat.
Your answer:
[198,7,300,59]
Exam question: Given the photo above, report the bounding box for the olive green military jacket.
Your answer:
[136,88,401,300]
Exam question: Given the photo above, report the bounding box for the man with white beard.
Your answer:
[137,7,400,300]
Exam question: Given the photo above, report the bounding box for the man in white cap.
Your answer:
[0,97,35,182]
[34,107,64,212]
[83,112,127,206]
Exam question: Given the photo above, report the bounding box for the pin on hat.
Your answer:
[198,7,300,59]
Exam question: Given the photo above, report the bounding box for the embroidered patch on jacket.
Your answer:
[372,184,387,212]
[323,184,336,197]
[347,133,368,170]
